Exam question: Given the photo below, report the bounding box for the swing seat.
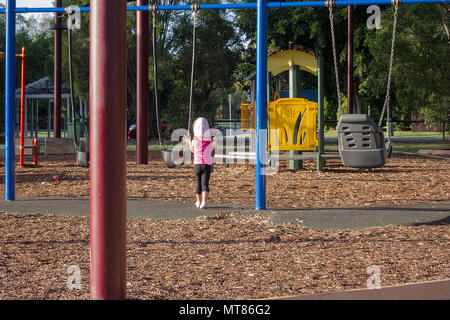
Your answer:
[337,114,387,168]
[161,149,184,169]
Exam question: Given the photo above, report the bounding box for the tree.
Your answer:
[150,1,243,132]
[60,0,136,127]
[358,4,449,133]
[421,95,449,140]
[61,0,90,102]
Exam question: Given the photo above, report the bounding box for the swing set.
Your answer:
[154,4,199,168]
[240,1,399,169]
[1,0,441,300]
[330,2,397,168]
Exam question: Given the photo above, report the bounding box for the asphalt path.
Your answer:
[0,198,448,230]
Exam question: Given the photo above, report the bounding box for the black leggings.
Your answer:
[194,164,212,195]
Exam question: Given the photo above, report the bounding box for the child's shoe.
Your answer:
[195,201,200,208]
[200,202,207,209]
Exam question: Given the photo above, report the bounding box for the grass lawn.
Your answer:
[323,143,449,153]
[125,142,449,154]
[392,144,450,153]
[324,130,446,139]
[126,143,173,151]
[2,134,445,155]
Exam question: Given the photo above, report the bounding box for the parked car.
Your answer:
[128,124,136,140]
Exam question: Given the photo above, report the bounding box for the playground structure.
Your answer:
[13,77,87,140]
[239,45,329,170]
[12,75,87,166]
[1,47,39,166]
[0,0,443,300]
[2,47,41,166]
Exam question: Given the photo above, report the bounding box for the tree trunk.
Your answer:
[354,88,363,114]
[148,91,155,142]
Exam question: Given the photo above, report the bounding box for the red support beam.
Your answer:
[136,0,149,164]
[19,47,26,167]
[53,0,62,138]
[347,5,354,114]
[90,0,127,300]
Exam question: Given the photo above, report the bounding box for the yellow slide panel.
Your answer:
[268,98,318,151]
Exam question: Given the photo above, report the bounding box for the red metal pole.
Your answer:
[19,47,26,167]
[347,5,354,114]
[54,0,62,138]
[90,0,127,300]
[136,0,149,164]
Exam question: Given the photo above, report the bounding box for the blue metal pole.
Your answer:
[5,0,16,201]
[255,0,267,210]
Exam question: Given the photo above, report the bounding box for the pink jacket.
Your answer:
[192,137,213,165]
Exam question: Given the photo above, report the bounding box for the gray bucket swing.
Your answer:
[328,2,397,168]
[161,147,188,169]
[336,114,391,168]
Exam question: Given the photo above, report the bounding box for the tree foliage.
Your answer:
[359,4,449,133]
[59,0,242,133]
[0,1,447,139]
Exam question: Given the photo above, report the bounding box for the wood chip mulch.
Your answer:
[0,212,448,300]
[0,150,448,300]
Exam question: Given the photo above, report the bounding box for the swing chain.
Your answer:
[188,5,198,136]
[65,5,75,15]
[151,2,162,145]
[191,3,200,12]
[150,4,157,15]
[328,6,343,118]
[378,3,399,136]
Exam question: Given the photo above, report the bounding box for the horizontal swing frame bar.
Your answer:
[0,0,445,14]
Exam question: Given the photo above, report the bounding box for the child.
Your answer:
[183,117,216,209]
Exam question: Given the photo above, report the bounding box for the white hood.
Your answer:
[193,117,210,138]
